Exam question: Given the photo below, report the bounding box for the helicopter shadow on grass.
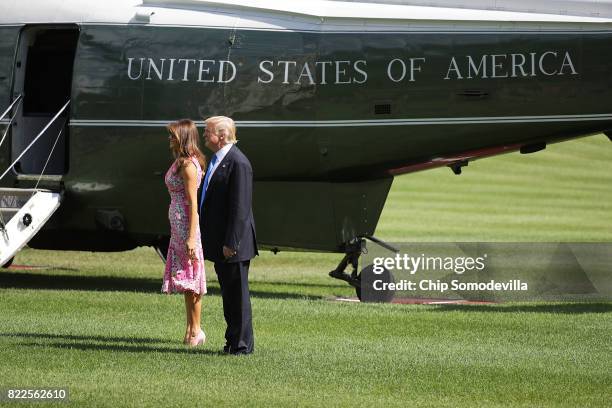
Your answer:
[0,271,323,300]
[0,332,222,355]
[0,331,170,345]
[24,340,223,355]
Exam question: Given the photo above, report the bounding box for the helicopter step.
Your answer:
[0,188,62,267]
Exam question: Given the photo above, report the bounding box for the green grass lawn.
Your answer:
[1,135,611,407]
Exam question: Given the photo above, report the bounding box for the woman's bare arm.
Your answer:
[180,160,200,259]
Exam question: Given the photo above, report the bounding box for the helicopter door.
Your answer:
[11,25,78,176]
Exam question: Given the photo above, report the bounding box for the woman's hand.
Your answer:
[186,237,197,260]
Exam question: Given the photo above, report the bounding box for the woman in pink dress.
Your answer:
[161,119,207,347]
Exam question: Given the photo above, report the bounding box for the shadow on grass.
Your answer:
[0,272,323,300]
[250,280,348,289]
[10,265,80,272]
[431,303,612,314]
[2,332,224,355]
[0,332,171,344]
[24,342,223,355]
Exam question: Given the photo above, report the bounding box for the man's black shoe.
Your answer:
[222,345,231,354]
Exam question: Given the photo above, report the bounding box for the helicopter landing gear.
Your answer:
[328,238,364,290]
[329,237,397,302]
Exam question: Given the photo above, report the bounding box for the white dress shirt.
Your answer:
[205,143,233,191]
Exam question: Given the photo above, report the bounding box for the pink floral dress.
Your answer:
[161,157,206,295]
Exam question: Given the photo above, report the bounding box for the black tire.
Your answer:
[356,264,395,303]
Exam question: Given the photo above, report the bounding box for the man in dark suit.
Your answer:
[199,116,257,355]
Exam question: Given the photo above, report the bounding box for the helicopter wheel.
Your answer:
[355,264,395,303]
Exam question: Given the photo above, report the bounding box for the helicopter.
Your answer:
[1,0,611,298]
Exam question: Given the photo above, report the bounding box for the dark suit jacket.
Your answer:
[199,145,258,263]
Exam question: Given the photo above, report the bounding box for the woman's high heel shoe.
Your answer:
[188,329,206,347]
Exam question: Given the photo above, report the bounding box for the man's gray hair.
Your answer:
[205,116,237,143]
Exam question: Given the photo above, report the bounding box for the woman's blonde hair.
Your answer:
[205,116,237,143]
[167,119,206,173]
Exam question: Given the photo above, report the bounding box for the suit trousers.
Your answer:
[214,260,254,354]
